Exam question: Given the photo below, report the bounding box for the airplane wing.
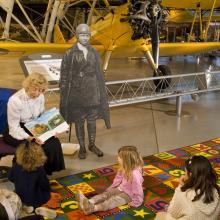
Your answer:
[110,41,220,57]
[142,42,220,56]
[0,41,220,58]
[161,0,220,9]
[0,42,105,57]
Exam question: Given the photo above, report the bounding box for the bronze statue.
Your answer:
[60,24,110,159]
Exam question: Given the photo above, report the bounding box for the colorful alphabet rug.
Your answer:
[49,138,220,220]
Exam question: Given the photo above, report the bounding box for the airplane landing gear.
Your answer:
[122,0,172,90]
[153,65,171,90]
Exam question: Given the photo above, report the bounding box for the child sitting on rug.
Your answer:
[0,188,29,220]
[8,141,60,214]
[155,155,220,220]
[0,188,56,220]
[76,145,144,215]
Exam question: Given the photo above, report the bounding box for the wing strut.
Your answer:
[151,0,160,69]
[204,0,217,40]
[103,50,112,75]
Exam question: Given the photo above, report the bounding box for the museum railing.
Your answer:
[105,70,220,108]
[46,70,220,116]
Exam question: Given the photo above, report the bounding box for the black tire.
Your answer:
[153,65,171,90]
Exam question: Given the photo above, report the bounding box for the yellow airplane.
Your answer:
[0,0,220,88]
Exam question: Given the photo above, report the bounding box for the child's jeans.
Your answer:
[90,187,131,211]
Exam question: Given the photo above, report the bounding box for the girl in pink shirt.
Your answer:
[76,146,144,215]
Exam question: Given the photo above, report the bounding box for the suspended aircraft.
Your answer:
[0,0,220,87]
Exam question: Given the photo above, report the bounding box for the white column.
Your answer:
[1,0,15,39]
[41,0,54,40]
[45,0,60,43]
[57,1,65,21]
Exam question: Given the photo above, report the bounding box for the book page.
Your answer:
[24,108,69,142]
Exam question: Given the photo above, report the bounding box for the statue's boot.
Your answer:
[75,121,86,159]
[78,139,86,159]
[88,135,103,157]
[87,119,104,157]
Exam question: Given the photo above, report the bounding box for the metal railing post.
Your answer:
[176,95,182,117]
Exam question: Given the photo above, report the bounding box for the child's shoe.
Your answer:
[22,205,34,214]
[82,196,95,215]
[35,207,57,219]
[75,190,83,210]
[76,190,95,215]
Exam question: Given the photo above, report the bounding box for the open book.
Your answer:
[24,108,69,142]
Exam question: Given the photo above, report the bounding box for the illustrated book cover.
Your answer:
[25,108,69,142]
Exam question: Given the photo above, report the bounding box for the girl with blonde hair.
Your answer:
[3,73,65,175]
[76,146,144,215]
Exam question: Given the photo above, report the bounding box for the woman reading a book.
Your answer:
[3,72,65,175]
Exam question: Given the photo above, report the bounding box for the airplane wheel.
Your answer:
[153,65,171,90]
[191,93,199,101]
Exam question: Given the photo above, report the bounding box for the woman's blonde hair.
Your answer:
[16,141,47,172]
[118,146,144,181]
[22,73,48,92]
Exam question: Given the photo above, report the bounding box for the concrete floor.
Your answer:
[0,54,220,190]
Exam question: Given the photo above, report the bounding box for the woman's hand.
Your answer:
[27,136,44,145]
[54,132,60,138]
[27,136,35,142]
[35,137,44,145]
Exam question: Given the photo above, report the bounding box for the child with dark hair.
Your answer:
[155,155,220,220]
[8,141,59,218]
